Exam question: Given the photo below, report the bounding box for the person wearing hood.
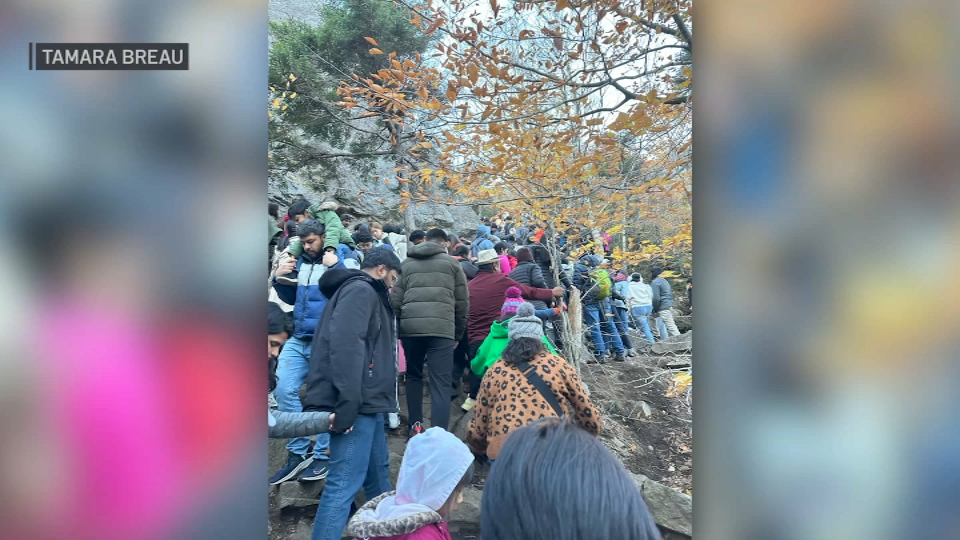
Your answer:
[467,303,600,461]
[627,273,656,347]
[452,245,478,280]
[346,428,476,540]
[469,289,559,378]
[390,228,469,436]
[303,247,403,540]
[650,266,680,339]
[469,224,495,259]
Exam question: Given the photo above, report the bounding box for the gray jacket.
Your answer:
[268,409,331,439]
[650,276,675,312]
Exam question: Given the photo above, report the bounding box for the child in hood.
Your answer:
[346,428,475,540]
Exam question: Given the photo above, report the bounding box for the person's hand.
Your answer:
[322,251,339,267]
[275,257,296,278]
[329,413,336,431]
[552,286,564,297]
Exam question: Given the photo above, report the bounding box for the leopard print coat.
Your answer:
[346,491,447,539]
[467,351,601,459]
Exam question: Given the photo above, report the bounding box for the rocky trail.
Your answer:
[268,330,693,540]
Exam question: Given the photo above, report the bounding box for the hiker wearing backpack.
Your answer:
[574,255,626,363]
[469,224,496,259]
[466,302,600,461]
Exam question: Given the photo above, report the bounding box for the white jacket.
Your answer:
[628,279,653,307]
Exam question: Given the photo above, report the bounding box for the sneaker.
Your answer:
[462,397,476,411]
[275,272,299,286]
[297,460,329,482]
[269,452,314,485]
[408,422,425,439]
[388,412,400,430]
[613,352,626,362]
[626,349,637,358]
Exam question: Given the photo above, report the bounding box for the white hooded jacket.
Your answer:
[628,276,654,307]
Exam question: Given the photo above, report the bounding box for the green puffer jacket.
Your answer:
[390,241,469,341]
[307,201,356,252]
[470,320,558,377]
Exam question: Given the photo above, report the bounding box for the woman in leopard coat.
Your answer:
[467,303,600,460]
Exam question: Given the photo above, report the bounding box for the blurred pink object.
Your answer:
[398,340,406,373]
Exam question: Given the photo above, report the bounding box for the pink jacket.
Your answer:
[498,253,511,274]
[375,522,452,540]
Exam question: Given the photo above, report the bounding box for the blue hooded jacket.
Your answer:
[469,225,495,259]
[273,245,355,339]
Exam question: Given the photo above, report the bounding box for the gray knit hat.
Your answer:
[508,302,544,341]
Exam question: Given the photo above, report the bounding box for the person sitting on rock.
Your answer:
[481,418,661,540]
[345,428,476,540]
[467,302,600,462]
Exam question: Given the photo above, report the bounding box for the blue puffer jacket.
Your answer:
[273,246,354,339]
[470,225,495,259]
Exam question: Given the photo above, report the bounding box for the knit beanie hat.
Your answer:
[613,272,628,282]
[508,303,545,341]
[516,247,533,262]
[501,286,524,319]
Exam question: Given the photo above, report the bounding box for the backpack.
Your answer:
[590,268,612,300]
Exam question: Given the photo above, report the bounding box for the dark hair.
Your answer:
[383,224,403,234]
[360,246,402,273]
[287,199,311,218]
[482,419,662,540]
[268,202,280,219]
[296,219,326,239]
[477,264,496,273]
[650,266,663,278]
[356,232,375,244]
[426,228,449,242]
[268,302,291,337]
[454,245,470,257]
[409,229,427,243]
[529,244,552,266]
[340,213,355,223]
[278,220,298,251]
[500,337,544,365]
[494,241,509,254]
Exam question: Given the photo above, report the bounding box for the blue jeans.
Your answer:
[600,300,625,354]
[631,306,655,345]
[583,303,607,356]
[613,306,634,350]
[275,336,329,460]
[311,414,392,540]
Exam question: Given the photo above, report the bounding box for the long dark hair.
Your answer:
[501,337,545,365]
[481,419,662,540]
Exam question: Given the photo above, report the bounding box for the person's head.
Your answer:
[476,249,500,273]
[360,246,402,289]
[515,247,534,263]
[454,245,470,259]
[482,418,661,540]
[494,241,509,255]
[370,222,384,240]
[283,219,298,237]
[505,302,545,344]
[393,427,475,519]
[383,224,403,235]
[288,199,311,224]
[268,202,280,220]
[500,286,525,321]
[530,244,552,266]
[409,229,427,245]
[340,213,355,228]
[613,272,628,283]
[650,266,663,279]
[630,272,643,283]
[426,228,449,246]
[268,302,292,360]
[355,231,375,253]
[447,233,461,254]
[687,277,692,286]
[296,219,326,258]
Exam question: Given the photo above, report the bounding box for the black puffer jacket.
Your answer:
[458,257,479,281]
[509,261,549,310]
[303,269,398,431]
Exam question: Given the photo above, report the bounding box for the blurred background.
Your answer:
[698,0,960,538]
[0,0,266,538]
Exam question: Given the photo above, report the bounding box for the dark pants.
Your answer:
[452,338,472,396]
[614,306,634,350]
[402,336,455,430]
[465,341,484,399]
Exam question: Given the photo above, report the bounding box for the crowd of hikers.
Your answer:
[268,199,685,540]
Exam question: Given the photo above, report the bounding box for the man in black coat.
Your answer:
[303,247,402,540]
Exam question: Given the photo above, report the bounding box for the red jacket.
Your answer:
[467,271,555,344]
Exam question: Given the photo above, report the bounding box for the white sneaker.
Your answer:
[462,397,476,411]
[388,412,400,429]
